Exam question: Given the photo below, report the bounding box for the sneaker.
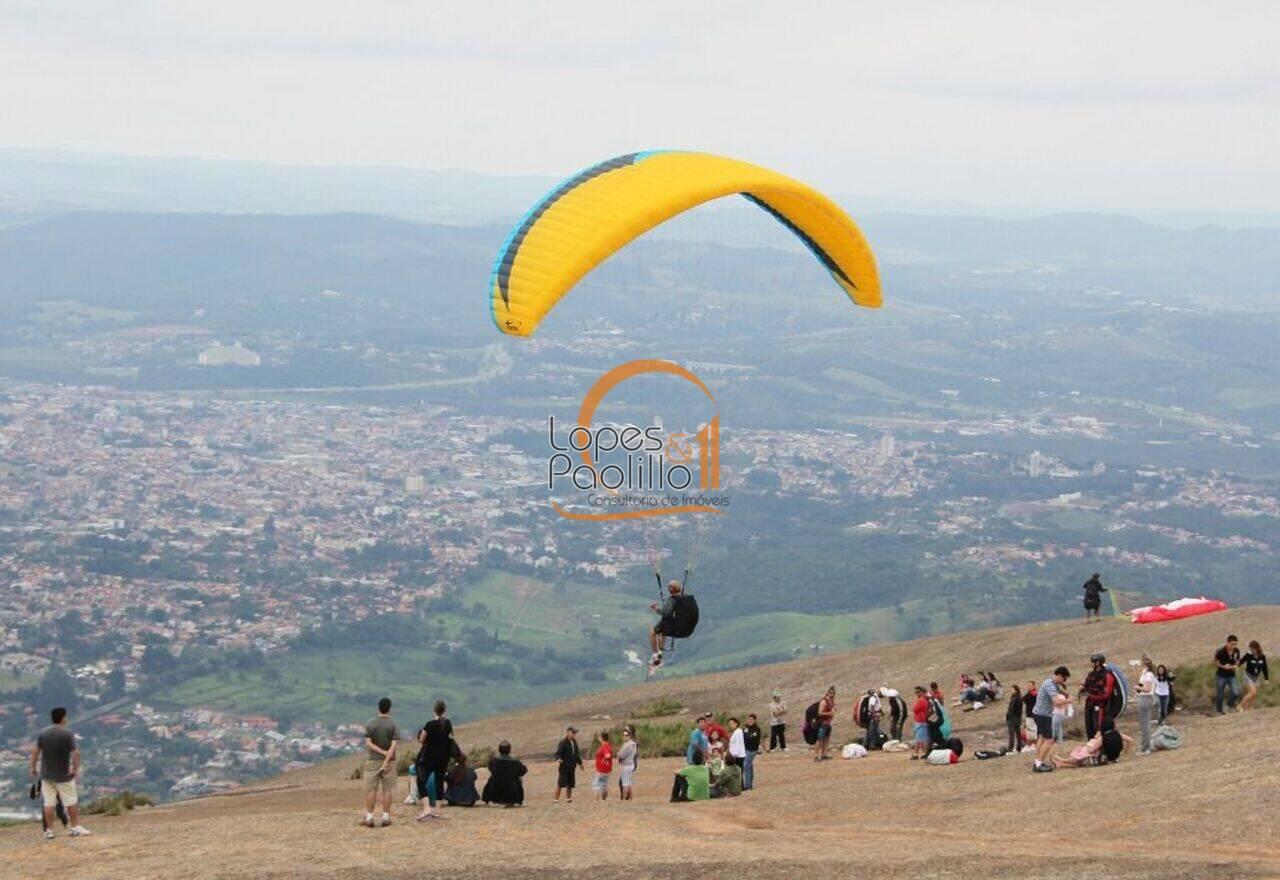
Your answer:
[44,830,55,841]
[69,826,91,837]
[361,817,376,828]
[1032,762,1054,773]
[379,818,392,828]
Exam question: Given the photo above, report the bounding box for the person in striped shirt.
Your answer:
[1031,666,1071,773]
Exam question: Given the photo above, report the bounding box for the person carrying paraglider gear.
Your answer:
[648,580,697,670]
[1082,573,1107,623]
[1079,653,1117,738]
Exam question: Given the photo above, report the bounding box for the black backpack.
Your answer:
[668,594,700,639]
[854,695,871,728]
[802,701,821,745]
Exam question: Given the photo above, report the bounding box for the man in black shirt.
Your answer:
[553,727,582,803]
[1082,573,1107,623]
[742,714,762,790]
[1214,635,1243,714]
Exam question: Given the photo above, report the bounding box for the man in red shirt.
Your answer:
[911,686,931,760]
[592,732,613,801]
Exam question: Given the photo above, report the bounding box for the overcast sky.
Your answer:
[2,1,1277,213]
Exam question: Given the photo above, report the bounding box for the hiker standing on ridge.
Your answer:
[592,731,613,801]
[861,689,882,751]
[554,727,583,803]
[362,697,399,828]
[30,707,90,840]
[1006,684,1024,753]
[1082,573,1107,623]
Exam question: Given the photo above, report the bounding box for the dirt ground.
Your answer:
[3,608,1277,880]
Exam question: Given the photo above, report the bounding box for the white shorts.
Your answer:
[42,778,78,807]
[592,772,610,792]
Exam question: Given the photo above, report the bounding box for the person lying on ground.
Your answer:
[1050,718,1132,769]
[482,741,527,807]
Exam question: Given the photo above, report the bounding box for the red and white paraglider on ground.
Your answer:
[1128,596,1228,625]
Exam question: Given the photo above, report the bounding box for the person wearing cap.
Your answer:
[553,727,582,803]
[880,687,907,742]
[768,690,787,752]
[1080,653,1117,738]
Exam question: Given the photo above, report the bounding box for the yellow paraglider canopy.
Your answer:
[490,150,881,336]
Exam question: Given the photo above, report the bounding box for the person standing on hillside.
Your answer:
[742,714,762,790]
[1135,656,1157,754]
[29,707,90,840]
[911,686,931,760]
[1005,684,1024,752]
[1240,640,1269,711]
[861,689,882,751]
[414,700,453,821]
[882,688,908,743]
[592,731,613,801]
[768,690,787,751]
[616,726,638,801]
[362,697,399,827]
[1032,667,1071,774]
[1155,665,1173,722]
[1080,653,1117,738]
[815,687,836,762]
[1082,573,1107,623]
[1214,635,1243,714]
[686,716,709,766]
[554,727,583,803]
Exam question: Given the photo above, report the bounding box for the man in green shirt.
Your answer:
[362,697,399,827]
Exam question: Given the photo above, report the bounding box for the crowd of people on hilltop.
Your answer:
[349,630,1269,823]
[22,622,1270,837]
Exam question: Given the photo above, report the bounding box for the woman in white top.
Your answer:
[616,726,638,801]
[1154,664,1172,723]
[1135,656,1158,754]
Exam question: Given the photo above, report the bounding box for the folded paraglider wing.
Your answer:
[1129,597,1228,624]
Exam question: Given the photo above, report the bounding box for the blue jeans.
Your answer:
[742,751,756,790]
[1215,675,1241,712]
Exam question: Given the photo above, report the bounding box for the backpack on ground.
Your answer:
[874,731,888,750]
[1152,725,1182,751]
[841,743,868,760]
[667,594,700,639]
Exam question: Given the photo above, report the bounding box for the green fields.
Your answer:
[154,572,654,726]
